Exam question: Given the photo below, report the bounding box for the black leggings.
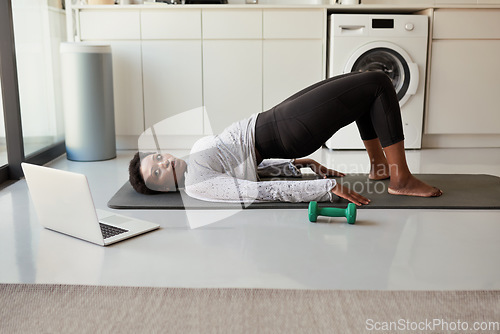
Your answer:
[255,71,405,159]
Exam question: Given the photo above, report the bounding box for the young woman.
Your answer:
[129,71,442,206]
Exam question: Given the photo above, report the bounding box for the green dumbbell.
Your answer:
[308,201,357,224]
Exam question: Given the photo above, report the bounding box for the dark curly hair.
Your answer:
[128,152,162,195]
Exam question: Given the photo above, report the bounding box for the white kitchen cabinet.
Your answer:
[202,9,262,40]
[202,9,262,134]
[263,8,324,40]
[141,9,204,136]
[203,40,262,134]
[142,41,203,133]
[105,42,144,139]
[262,9,325,110]
[434,0,475,4]
[79,10,140,40]
[426,40,500,134]
[426,9,500,135]
[202,8,325,132]
[263,40,323,110]
[432,9,500,39]
[141,9,201,40]
[75,7,327,148]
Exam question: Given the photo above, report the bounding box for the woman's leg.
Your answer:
[255,71,442,197]
[355,75,442,196]
[363,135,442,196]
[363,138,389,180]
[255,71,400,159]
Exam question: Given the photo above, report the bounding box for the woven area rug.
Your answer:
[1,284,499,333]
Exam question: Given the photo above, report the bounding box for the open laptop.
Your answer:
[22,163,159,246]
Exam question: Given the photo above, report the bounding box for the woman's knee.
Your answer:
[359,71,393,87]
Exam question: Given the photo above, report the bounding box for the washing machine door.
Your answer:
[344,42,419,107]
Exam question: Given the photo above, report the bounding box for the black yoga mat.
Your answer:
[107,174,500,210]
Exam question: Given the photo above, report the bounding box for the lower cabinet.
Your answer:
[426,9,500,135]
[106,41,144,143]
[263,39,324,110]
[203,40,262,134]
[141,41,204,135]
[77,8,326,147]
[427,39,500,134]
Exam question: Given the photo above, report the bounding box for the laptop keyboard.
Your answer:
[99,223,128,239]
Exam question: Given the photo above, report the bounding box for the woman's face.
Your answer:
[140,153,187,192]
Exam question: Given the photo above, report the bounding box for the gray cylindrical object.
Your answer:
[60,43,116,161]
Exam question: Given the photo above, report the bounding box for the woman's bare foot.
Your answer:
[369,163,390,180]
[388,175,443,197]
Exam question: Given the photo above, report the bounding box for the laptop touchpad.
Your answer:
[100,215,132,225]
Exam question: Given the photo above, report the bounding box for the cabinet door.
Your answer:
[79,10,140,40]
[263,9,324,40]
[426,40,500,134]
[142,41,203,134]
[202,9,262,40]
[263,40,323,110]
[433,9,500,39]
[141,9,201,40]
[434,0,475,4]
[107,42,144,137]
[203,40,262,134]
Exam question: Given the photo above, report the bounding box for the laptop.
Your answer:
[22,163,159,246]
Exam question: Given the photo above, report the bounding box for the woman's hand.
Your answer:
[331,183,371,206]
[294,158,345,178]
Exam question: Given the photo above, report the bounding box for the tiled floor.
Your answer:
[1,148,499,290]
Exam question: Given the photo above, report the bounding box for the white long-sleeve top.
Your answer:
[184,114,337,203]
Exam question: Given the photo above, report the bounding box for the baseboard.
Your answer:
[422,134,500,148]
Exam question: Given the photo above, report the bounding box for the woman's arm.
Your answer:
[257,159,302,178]
[293,158,345,178]
[293,159,369,205]
[185,169,336,203]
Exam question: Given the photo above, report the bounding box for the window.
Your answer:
[13,0,66,157]
[0,0,66,185]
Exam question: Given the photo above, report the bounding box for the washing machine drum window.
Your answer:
[351,47,410,102]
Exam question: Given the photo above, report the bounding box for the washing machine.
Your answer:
[326,14,428,149]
